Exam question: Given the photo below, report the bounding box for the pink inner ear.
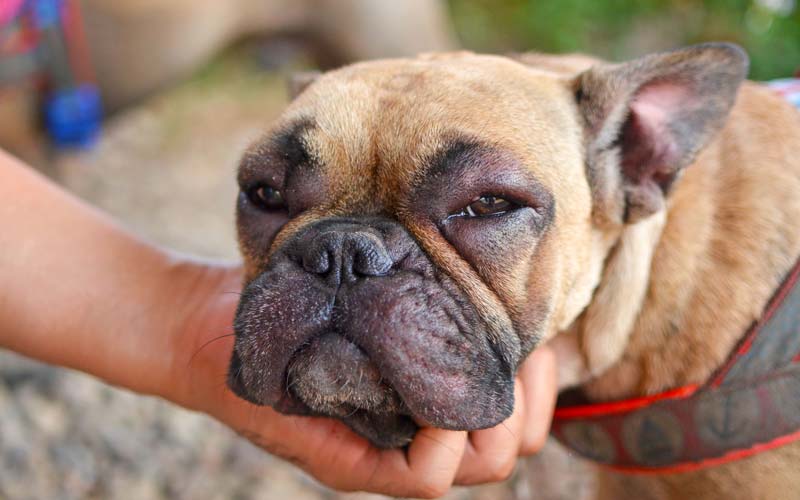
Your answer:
[621,81,692,183]
[631,81,689,129]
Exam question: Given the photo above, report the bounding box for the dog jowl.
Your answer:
[227,44,748,448]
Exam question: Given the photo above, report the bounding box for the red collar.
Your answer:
[551,255,800,473]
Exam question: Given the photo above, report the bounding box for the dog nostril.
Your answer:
[352,239,392,277]
[302,241,332,275]
[302,230,392,284]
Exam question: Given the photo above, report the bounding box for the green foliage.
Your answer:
[448,0,800,79]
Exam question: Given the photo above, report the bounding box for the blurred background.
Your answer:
[450,0,799,80]
[0,0,797,499]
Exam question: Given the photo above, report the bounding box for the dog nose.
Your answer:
[301,228,393,285]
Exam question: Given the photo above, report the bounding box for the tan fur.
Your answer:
[584,83,800,397]
[580,81,800,500]
[582,211,665,378]
[239,48,800,499]
[248,53,604,352]
[520,53,800,499]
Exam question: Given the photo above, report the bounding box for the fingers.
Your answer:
[395,427,468,498]
[454,345,558,485]
[314,426,468,499]
[454,381,526,485]
[518,346,557,455]
[225,397,469,499]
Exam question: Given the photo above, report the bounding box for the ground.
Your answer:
[0,49,592,500]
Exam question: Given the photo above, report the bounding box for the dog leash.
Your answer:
[0,0,101,147]
[551,220,800,473]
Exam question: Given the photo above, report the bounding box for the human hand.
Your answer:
[0,149,558,497]
[169,263,557,498]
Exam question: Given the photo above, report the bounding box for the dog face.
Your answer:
[228,45,747,447]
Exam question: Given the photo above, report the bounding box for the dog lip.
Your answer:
[339,408,419,449]
[228,366,314,415]
[232,271,515,432]
[228,337,315,414]
[227,365,256,404]
[286,331,410,415]
[283,333,419,448]
[335,273,516,431]
[411,415,432,428]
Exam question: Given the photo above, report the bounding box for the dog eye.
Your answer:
[247,185,285,211]
[454,196,517,218]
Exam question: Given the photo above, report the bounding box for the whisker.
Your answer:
[187,333,236,366]
[284,367,298,399]
[343,406,360,418]
[285,377,301,393]
[415,432,459,455]
[247,403,258,428]
[500,421,518,440]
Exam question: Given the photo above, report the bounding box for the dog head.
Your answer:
[227,44,748,447]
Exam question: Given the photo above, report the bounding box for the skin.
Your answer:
[0,148,557,498]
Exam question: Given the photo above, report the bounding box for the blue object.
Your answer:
[44,83,102,148]
[768,78,800,110]
[1,0,103,148]
[30,0,62,29]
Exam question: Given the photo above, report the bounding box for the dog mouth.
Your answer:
[228,325,426,448]
[228,217,517,448]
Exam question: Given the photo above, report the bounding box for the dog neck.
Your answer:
[550,211,665,389]
[552,83,800,401]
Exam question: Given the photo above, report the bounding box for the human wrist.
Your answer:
[160,258,242,414]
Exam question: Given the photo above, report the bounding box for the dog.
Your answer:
[81,0,455,111]
[226,43,800,499]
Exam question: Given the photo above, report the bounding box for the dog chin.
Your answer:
[283,331,418,448]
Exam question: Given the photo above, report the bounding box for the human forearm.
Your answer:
[0,149,205,398]
[0,149,559,498]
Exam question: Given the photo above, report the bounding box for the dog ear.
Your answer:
[287,70,321,100]
[575,43,748,223]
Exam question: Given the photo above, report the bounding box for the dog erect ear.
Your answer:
[575,43,748,223]
[287,70,322,100]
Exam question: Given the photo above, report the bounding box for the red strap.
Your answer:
[554,384,698,420]
[552,254,800,472]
